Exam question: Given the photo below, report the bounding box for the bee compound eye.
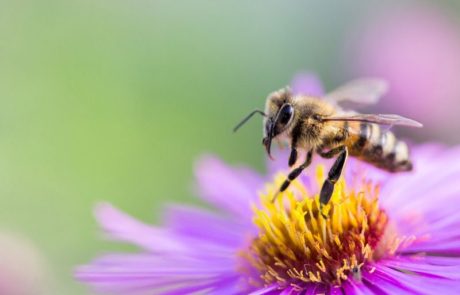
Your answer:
[279,105,293,125]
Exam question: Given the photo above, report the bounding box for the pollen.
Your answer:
[243,165,392,289]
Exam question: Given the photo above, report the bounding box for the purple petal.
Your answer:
[370,264,460,294]
[417,255,460,266]
[79,253,233,273]
[381,145,460,211]
[77,273,211,295]
[303,284,319,295]
[159,274,241,295]
[95,203,238,256]
[327,286,345,295]
[194,155,265,219]
[382,257,460,280]
[265,148,291,175]
[290,72,324,96]
[164,204,249,247]
[248,285,278,295]
[94,202,187,253]
[402,239,460,255]
[411,143,446,160]
[379,146,460,248]
[362,267,412,294]
[342,280,376,295]
[76,254,238,295]
[280,287,296,295]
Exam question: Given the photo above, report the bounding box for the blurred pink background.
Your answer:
[343,3,460,143]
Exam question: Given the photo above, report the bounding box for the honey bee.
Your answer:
[234,79,422,210]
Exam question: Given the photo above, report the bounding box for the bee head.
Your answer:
[263,87,295,159]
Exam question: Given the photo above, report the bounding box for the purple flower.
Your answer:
[75,144,460,294]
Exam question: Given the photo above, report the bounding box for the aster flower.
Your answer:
[76,144,460,294]
[76,146,460,294]
[76,77,460,294]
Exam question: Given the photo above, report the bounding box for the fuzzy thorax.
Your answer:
[242,165,401,291]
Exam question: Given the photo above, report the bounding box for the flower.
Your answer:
[75,143,460,294]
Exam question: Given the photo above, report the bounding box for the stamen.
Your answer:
[241,165,399,289]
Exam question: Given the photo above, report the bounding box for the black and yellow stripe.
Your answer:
[347,122,412,172]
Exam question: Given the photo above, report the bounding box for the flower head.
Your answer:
[244,170,389,289]
[76,143,460,294]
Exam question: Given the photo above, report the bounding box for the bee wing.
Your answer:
[324,78,388,105]
[325,114,423,128]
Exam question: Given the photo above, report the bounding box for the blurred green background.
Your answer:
[1,0,460,294]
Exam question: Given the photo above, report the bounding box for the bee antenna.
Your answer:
[233,110,267,133]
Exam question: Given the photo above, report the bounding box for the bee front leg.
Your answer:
[288,130,301,167]
[288,148,298,167]
[274,150,313,200]
[319,146,348,217]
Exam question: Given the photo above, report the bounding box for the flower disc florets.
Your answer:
[243,166,396,291]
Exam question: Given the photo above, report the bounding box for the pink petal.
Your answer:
[95,202,187,253]
[164,204,249,247]
[343,280,376,295]
[383,257,460,280]
[194,155,264,219]
[248,285,278,295]
[372,264,460,294]
[76,254,238,295]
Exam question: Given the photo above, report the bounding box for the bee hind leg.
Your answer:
[272,150,313,202]
[319,146,348,217]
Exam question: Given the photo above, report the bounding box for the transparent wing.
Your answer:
[324,78,388,105]
[324,113,423,128]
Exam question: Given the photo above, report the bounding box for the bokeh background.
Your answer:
[1,0,460,294]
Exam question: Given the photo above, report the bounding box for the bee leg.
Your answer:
[319,147,348,217]
[288,148,298,167]
[274,150,313,202]
[317,145,346,159]
[288,129,302,167]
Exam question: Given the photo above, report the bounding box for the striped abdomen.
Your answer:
[346,122,412,172]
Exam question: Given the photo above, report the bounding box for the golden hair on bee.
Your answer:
[234,79,422,216]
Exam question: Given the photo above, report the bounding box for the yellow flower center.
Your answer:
[241,165,400,290]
